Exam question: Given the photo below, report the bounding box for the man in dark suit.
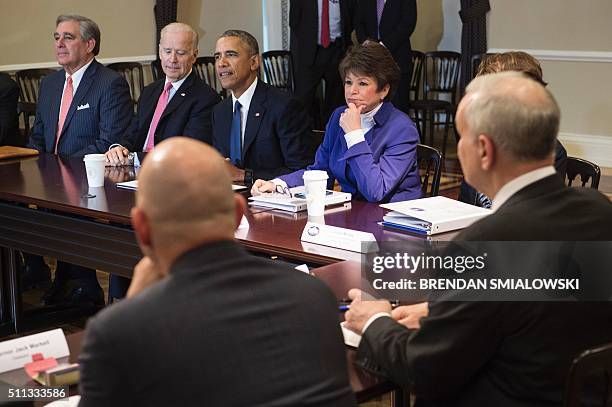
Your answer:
[0,73,20,146]
[290,0,356,127]
[26,15,133,307]
[105,22,220,166]
[78,138,357,407]
[212,30,311,183]
[344,73,612,406]
[355,0,417,114]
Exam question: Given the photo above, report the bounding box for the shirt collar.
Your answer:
[165,69,192,92]
[232,77,258,112]
[65,58,94,90]
[360,102,383,129]
[491,166,556,211]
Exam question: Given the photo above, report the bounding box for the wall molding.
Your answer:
[488,48,612,63]
[0,54,157,73]
[558,132,612,168]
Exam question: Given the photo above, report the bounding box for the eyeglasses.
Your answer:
[275,184,292,198]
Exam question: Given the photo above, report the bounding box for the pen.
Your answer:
[339,300,400,312]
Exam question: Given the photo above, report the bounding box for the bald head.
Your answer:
[134,138,238,260]
[460,72,560,162]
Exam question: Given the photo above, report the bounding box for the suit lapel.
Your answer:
[160,72,196,120]
[241,82,266,161]
[217,97,233,155]
[59,60,98,137]
[143,80,165,125]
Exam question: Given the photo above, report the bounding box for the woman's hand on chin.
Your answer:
[339,103,364,133]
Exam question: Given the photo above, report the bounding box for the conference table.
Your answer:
[0,153,456,404]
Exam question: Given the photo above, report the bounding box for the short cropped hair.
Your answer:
[160,22,199,52]
[56,15,101,56]
[464,72,559,162]
[477,51,547,86]
[338,41,400,102]
[218,30,259,55]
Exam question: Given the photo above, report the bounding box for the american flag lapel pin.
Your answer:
[180,93,186,96]
[255,112,261,117]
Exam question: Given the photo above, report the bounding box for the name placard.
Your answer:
[300,222,378,253]
[0,329,69,373]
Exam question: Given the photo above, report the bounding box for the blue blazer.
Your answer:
[212,80,312,180]
[28,60,133,157]
[119,70,220,151]
[281,102,421,203]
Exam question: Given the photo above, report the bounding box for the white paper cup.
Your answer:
[303,170,328,216]
[83,154,106,187]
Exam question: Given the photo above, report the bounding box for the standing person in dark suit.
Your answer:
[355,0,417,114]
[78,137,357,407]
[105,23,220,166]
[26,15,133,307]
[290,0,356,128]
[344,73,612,406]
[212,30,311,184]
[0,73,20,146]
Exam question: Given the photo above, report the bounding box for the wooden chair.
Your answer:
[193,56,225,98]
[564,341,612,407]
[408,51,461,158]
[261,50,295,92]
[15,68,57,141]
[565,157,601,189]
[408,50,425,102]
[106,62,145,109]
[416,144,442,197]
[150,59,163,82]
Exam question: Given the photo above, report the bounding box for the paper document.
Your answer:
[380,196,491,235]
[249,186,351,212]
[117,180,246,192]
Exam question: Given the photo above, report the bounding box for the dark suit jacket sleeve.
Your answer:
[182,88,221,145]
[382,0,417,53]
[78,318,128,407]
[356,301,503,399]
[0,75,19,146]
[27,77,48,152]
[253,97,312,180]
[354,0,368,43]
[73,75,133,157]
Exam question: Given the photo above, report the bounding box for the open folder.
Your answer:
[380,196,491,235]
[249,186,351,212]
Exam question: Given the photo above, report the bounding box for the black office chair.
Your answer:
[193,56,226,98]
[308,129,325,160]
[107,62,145,109]
[416,144,442,197]
[261,50,295,92]
[408,51,461,158]
[565,157,601,189]
[564,341,612,407]
[15,68,57,142]
[150,59,163,82]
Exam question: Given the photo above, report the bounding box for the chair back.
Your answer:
[150,59,163,82]
[416,144,442,197]
[106,62,145,107]
[309,129,325,159]
[471,52,494,79]
[408,50,425,101]
[261,50,295,92]
[564,341,612,407]
[15,68,57,141]
[566,157,601,189]
[194,56,225,97]
[423,51,462,104]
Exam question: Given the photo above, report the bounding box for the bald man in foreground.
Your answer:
[78,138,356,407]
[344,73,612,406]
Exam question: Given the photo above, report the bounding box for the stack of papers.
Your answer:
[249,186,351,212]
[117,180,246,192]
[380,196,491,235]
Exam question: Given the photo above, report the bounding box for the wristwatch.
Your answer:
[244,168,254,186]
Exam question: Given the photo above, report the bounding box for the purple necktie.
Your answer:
[376,0,385,39]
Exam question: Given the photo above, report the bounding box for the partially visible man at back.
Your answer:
[78,138,356,407]
[344,73,612,406]
[0,73,20,146]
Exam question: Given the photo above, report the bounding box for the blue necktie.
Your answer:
[230,100,242,166]
[476,192,492,209]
